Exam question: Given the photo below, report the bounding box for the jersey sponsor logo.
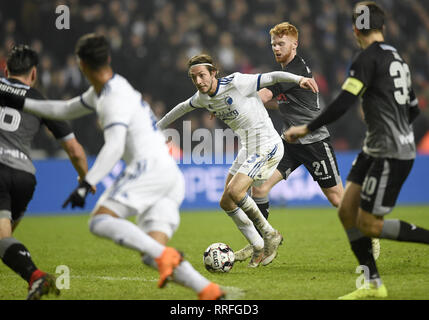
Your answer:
[399,132,414,145]
[215,108,239,121]
[276,93,288,102]
[0,147,29,160]
[342,77,365,96]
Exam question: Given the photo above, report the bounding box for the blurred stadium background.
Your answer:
[1,0,429,213]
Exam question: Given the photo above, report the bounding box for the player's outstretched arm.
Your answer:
[24,96,93,120]
[259,71,319,93]
[157,100,195,130]
[0,81,93,120]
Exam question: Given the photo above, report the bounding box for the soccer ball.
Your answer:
[203,242,235,273]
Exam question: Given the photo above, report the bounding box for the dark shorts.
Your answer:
[0,163,36,223]
[276,138,341,188]
[347,152,414,216]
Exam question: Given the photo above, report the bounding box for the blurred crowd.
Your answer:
[1,0,429,157]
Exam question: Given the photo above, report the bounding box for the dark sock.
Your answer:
[350,236,380,282]
[0,238,38,283]
[398,221,429,244]
[251,197,270,237]
[257,202,270,220]
[380,219,429,244]
[253,197,270,220]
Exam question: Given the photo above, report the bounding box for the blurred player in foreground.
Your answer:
[157,53,318,268]
[0,45,90,300]
[285,1,428,299]
[0,34,224,300]
[235,21,350,263]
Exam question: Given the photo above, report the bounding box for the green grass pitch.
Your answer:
[1,206,428,300]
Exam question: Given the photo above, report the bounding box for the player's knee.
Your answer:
[252,185,269,198]
[219,193,232,211]
[356,214,377,237]
[225,185,246,205]
[88,214,112,234]
[328,194,341,208]
[88,216,98,234]
[323,186,343,208]
[338,203,353,226]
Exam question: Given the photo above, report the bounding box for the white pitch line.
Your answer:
[0,274,157,282]
[221,286,246,299]
[1,274,245,298]
[72,275,157,282]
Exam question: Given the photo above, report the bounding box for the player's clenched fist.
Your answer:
[299,77,319,93]
[283,125,310,143]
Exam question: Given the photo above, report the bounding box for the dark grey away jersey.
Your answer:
[345,42,417,160]
[0,78,73,174]
[267,55,330,144]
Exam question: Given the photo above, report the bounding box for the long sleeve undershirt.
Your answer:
[85,124,126,186]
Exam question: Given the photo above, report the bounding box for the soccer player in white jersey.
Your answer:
[0,34,224,300]
[157,54,318,267]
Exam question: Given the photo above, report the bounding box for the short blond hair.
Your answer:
[269,22,299,40]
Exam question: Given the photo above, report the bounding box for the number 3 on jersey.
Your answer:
[389,52,411,105]
[0,107,21,132]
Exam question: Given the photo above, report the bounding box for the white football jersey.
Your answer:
[81,74,169,165]
[190,72,281,151]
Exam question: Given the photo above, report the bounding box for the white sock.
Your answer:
[238,194,274,236]
[226,207,264,249]
[143,256,210,293]
[89,214,164,258]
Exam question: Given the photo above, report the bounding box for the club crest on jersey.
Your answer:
[224,96,233,106]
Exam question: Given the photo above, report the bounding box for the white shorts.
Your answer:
[229,142,284,186]
[93,156,185,239]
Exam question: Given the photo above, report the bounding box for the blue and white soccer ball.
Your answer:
[203,242,235,273]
